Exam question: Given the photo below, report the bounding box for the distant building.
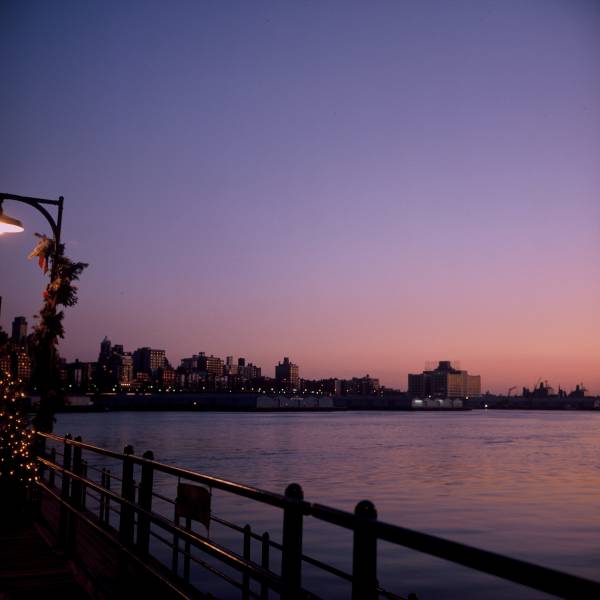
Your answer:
[224,356,238,376]
[96,337,132,388]
[177,352,233,390]
[157,366,177,389]
[522,381,554,398]
[11,316,27,345]
[66,359,94,391]
[342,375,380,396]
[238,358,261,381]
[11,349,32,383]
[408,361,481,398]
[133,347,167,377]
[132,371,152,389]
[180,356,200,372]
[111,351,133,386]
[569,384,586,398]
[197,353,224,377]
[301,378,341,396]
[0,353,11,377]
[275,357,299,391]
[99,336,112,364]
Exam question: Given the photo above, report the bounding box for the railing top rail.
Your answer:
[310,503,600,598]
[38,431,288,508]
[39,431,124,460]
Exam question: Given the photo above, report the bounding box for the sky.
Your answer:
[1,0,599,393]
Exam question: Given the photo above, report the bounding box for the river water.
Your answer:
[54,410,600,599]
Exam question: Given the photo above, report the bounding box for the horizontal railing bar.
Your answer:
[130,457,289,509]
[310,503,357,529]
[185,549,263,599]
[377,589,406,600]
[375,520,600,599]
[210,514,248,535]
[310,503,600,599]
[150,528,177,549]
[38,432,288,509]
[36,480,190,599]
[151,489,175,504]
[84,490,102,503]
[40,432,126,460]
[301,552,352,581]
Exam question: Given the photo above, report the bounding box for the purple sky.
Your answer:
[1,1,599,393]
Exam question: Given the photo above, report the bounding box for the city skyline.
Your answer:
[1,1,599,394]
[0,312,594,396]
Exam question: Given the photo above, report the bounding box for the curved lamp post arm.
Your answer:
[0,193,63,247]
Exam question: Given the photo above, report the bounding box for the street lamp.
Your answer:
[0,192,63,243]
[1,193,65,434]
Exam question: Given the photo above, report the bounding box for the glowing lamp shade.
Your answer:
[0,211,24,234]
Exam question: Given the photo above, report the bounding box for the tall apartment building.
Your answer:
[66,359,95,391]
[96,337,133,387]
[11,316,27,345]
[197,352,224,377]
[11,349,32,383]
[408,361,481,398]
[133,347,166,375]
[275,357,299,391]
[178,352,224,390]
[0,353,11,377]
[224,356,238,376]
[113,353,133,386]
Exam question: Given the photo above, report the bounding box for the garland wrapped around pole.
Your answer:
[29,234,88,432]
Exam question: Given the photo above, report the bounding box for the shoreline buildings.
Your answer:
[408,361,481,398]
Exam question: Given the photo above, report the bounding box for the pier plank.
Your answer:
[0,520,90,598]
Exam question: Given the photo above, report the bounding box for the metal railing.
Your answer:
[34,432,600,600]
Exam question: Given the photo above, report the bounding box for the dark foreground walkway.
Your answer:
[0,519,91,599]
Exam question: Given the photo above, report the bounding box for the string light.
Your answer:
[0,372,39,486]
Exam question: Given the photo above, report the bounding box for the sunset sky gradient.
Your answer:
[1,1,599,393]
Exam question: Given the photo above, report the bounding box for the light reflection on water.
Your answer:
[55,410,600,599]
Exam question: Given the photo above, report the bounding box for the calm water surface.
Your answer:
[54,411,600,599]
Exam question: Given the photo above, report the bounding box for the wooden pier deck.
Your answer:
[0,518,90,599]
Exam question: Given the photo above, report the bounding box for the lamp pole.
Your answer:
[0,193,65,433]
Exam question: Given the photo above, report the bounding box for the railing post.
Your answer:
[172,512,180,575]
[67,437,84,552]
[104,469,111,526]
[81,459,88,509]
[71,436,83,508]
[352,500,378,600]
[48,448,56,488]
[119,444,135,546]
[281,483,304,599]
[261,531,270,600]
[99,468,106,523]
[35,434,47,482]
[243,524,251,600]
[137,450,154,555]
[59,434,72,546]
[183,517,192,582]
